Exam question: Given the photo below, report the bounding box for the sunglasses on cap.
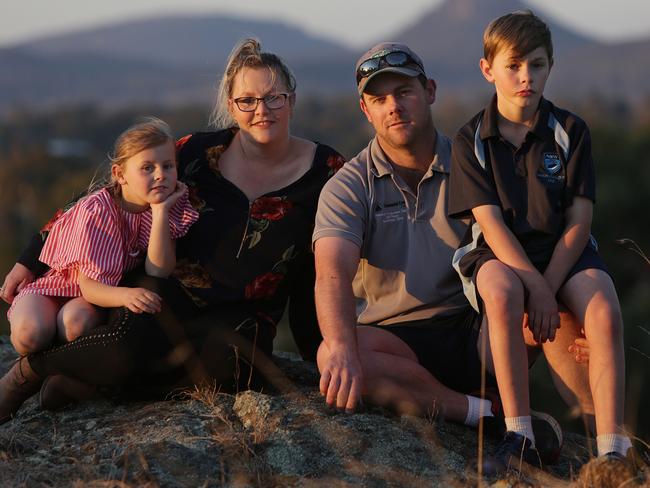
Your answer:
[356,51,425,84]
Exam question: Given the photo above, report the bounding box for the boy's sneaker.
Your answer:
[529,410,563,464]
[603,448,649,479]
[480,410,562,464]
[481,431,542,476]
[579,449,646,486]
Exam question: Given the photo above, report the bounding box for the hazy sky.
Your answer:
[2,0,649,48]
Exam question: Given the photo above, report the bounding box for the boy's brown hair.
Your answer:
[483,10,553,65]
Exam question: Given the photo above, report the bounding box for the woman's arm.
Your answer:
[78,272,161,314]
[287,249,321,361]
[0,263,35,304]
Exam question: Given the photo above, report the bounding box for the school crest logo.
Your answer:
[536,152,564,185]
[542,152,562,175]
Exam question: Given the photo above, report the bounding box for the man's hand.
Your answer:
[120,287,162,314]
[0,263,35,304]
[569,336,589,363]
[319,344,364,413]
[525,281,560,343]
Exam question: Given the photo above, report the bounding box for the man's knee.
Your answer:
[357,326,419,362]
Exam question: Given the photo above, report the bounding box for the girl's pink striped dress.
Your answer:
[8,187,199,317]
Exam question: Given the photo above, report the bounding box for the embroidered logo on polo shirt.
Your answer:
[537,152,565,186]
[543,153,562,174]
[374,201,407,223]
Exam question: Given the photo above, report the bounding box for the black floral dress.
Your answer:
[172,129,345,358]
[18,129,345,362]
[23,129,345,393]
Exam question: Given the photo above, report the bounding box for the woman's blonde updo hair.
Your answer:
[106,117,174,193]
[209,38,297,130]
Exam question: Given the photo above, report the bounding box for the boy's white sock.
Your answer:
[597,434,633,457]
[464,395,494,427]
[505,416,536,447]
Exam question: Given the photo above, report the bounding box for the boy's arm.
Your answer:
[78,272,162,314]
[542,196,592,295]
[472,204,560,342]
[145,184,186,277]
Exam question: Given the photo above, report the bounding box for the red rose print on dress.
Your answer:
[250,197,293,221]
[244,272,284,300]
[243,197,294,250]
[326,154,346,176]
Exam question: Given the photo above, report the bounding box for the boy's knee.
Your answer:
[482,278,523,311]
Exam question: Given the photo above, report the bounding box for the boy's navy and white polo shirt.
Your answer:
[448,96,596,311]
[313,132,469,325]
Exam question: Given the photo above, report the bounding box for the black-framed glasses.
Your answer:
[231,93,290,112]
[356,51,424,83]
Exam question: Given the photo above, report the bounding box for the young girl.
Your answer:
[7,118,199,356]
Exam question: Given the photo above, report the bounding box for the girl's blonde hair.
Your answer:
[209,38,297,130]
[106,117,174,193]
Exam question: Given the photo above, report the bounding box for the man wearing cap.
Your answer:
[312,42,498,427]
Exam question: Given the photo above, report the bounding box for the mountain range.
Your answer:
[0,0,648,115]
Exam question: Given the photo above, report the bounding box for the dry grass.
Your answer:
[181,383,275,487]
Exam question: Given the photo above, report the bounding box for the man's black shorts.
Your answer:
[364,307,496,394]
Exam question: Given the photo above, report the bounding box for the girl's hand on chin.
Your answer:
[151,182,187,213]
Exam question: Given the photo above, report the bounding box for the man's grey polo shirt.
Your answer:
[313,132,469,325]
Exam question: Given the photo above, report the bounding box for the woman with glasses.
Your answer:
[0,39,345,420]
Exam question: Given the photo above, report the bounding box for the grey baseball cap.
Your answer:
[355,42,427,97]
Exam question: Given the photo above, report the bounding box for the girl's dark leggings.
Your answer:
[28,273,275,399]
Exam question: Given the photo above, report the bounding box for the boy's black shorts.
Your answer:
[364,307,497,394]
[470,239,609,311]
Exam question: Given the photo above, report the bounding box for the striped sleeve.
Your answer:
[39,189,124,286]
[168,187,199,239]
[134,187,200,250]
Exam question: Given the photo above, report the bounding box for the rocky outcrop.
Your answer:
[0,339,644,487]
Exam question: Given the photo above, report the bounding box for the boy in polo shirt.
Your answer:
[449,10,631,473]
